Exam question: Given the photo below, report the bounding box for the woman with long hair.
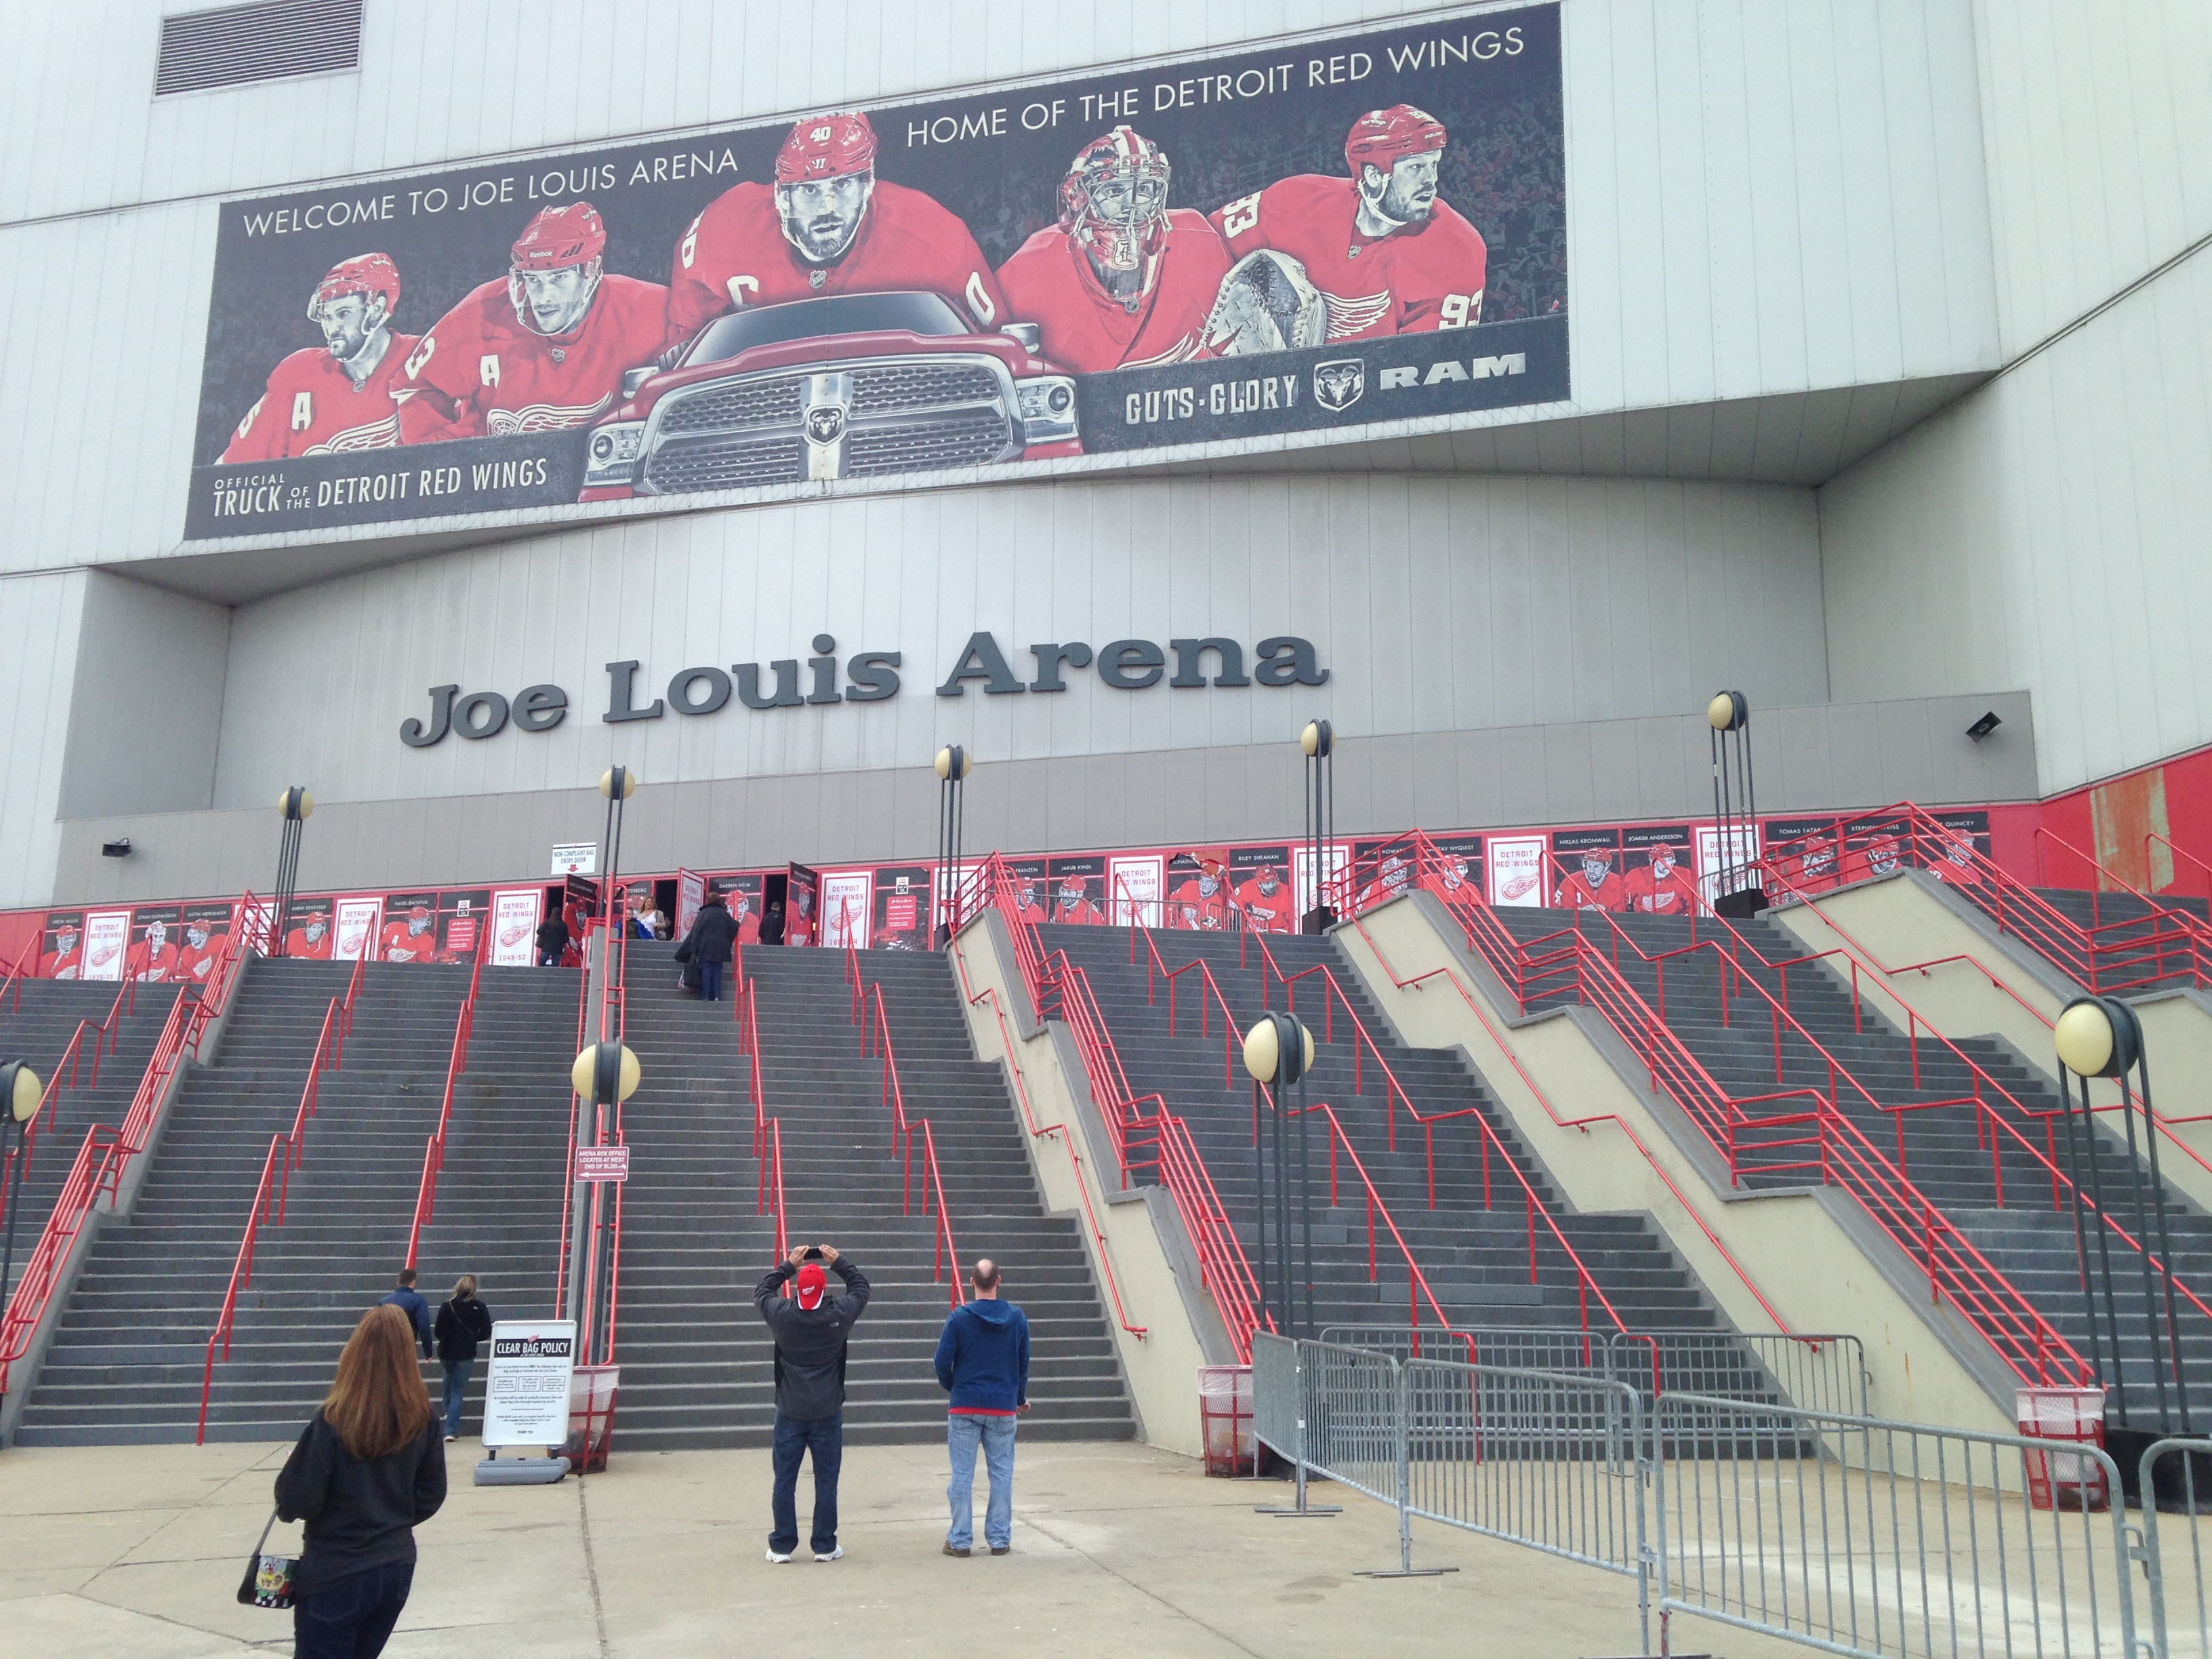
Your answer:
[432,1273,495,1441]
[276,1304,447,1657]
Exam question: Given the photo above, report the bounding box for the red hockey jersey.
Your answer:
[41,946,81,981]
[1170,878,1230,930]
[1553,869,1626,912]
[996,209,1229,373]
[127,941,182,982]
[380,920,438,962]
[668,180,1008,340]
[396,276,670,443]
[1233,876,1294,933]
[222,337,419,462]
[1621,865,1699,916]
[1212,174,1488,341]
[1052,895,1105,926]
[176,943,222,983]
[285,926,335,960]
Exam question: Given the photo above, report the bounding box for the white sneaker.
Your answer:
[764,1548,792,1564]
[813,1545,844,1562]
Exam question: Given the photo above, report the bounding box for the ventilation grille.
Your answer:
[156,0,362,96]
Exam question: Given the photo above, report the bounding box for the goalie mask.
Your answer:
[775,111,878,264]
[308,252,401,361]
[1059,125,1171,310]
[1204,249,1327,356]
[508,203,607,337]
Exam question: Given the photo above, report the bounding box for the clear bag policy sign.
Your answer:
[187,4,1566,540]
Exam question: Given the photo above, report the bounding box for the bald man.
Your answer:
[933,1257,1031,1557]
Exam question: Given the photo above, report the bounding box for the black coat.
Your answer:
[535,916,570,954]
[754,1259,871,1420]
[433,1295,494,1364]
[275,1411,446,1595]
[681,897,739,964]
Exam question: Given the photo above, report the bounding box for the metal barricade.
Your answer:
[2142,1439,2212,1659]
[1652,1391,2137,1658]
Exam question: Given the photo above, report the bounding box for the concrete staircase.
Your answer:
[614,941,1134,1448]
[1492,905,2212,1418]
[0,979,184,1248]
[1038,924,1755,1381]
[12,961,573,1444]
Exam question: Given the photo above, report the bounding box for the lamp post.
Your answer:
[0,1061,44,1319]
[1243,1012,1316,1340]
[2053,996,2190,1490]
[1300,720,1336,934]
[269,787,313,956]
[565,1040,640,1366]
[598,768,637,934]
[934,745,971,947]
[1705,692,1765,916]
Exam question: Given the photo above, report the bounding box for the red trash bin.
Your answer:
[2017,1387,2108,1513]
[1200,1365,1254,1477]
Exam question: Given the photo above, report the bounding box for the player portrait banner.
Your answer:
[186,5,1565,541]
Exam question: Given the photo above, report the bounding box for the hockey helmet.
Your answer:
[1059,125,1171,300]
[777,111,878,184]
[310,252,401,323]
[508,203,606,335]
[1345,104,1448,175]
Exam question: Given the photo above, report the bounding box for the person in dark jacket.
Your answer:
[933,1257,1030,1557]
[677,888,739,1002]
[377,1269,434,1360]
[758,898,786,946]
[430,1275,495,1442]
[276,1304,446,1658]
[754,1244,869,1562]
[534,912,570,966]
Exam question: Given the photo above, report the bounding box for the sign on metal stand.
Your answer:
[476,1319,577,1486]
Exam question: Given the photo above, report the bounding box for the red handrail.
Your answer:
[551,920,597,1317]
[0,895,261,1399]
[1130,925,1240,1088]
[0,977,136,1233]
[733,976,789,1265]
[1,933,41,1011]
[859,982,963,1306]
[1343,830,2091,1387]
[947,939,1147,1341]
[578,922,630,1365]
[2148,832,2212,905]
[405,929,487,1268]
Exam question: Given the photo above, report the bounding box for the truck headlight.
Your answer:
[584,421,646,487]
[1014,376,1079,445]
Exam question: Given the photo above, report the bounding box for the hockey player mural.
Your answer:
[187,4,1563,537]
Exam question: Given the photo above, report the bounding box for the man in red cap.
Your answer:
[222,252,417,461]
[1208,104,1488,348]
[666,110,1008,340]
[398,202,670,442]
[754,1244,871,1563]
[996,125,1230,372]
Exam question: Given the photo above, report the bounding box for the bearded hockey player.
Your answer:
[397,203,670,442]
[667,111,1008,340]
[221,253,417,462]
[1622,845,1699,916]
[1552,848,1625,912]
[1208,104,1488,351]
[1233,865,1292,933]
[1052,875,1105,926]
[381,903,437,962]
[996,126,1230,373]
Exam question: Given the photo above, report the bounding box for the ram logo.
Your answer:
[805,405,846,445]
[1313,359,1366,412]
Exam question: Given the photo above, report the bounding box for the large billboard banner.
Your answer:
[186,5,1565,540]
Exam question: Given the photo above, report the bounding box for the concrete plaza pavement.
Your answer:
[0,1436,1808,1656]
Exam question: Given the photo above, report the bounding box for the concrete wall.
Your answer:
[58,571,230,821]
[0,571,87,909]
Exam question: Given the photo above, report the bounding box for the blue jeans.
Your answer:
[770,1410,842,1555]
[293,1559,413,1658]
[946,1412,1017,1551]
[441,1358,472,1438]
[700,959,724,1001]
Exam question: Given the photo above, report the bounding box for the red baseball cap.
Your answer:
[796,1263,827,1309]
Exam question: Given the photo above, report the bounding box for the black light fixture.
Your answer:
[1242,1012,1319,1343]
[1967,710,2003,742]
[598,767,638,933]
[1706,692,1765,917]
[1300,720,1336,934]
[100,839,131,859]
[933,745,972,947]
[0,1059,45,1321]
[269,787,312,956]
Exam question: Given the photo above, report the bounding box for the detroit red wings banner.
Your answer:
[186,5,1564,539]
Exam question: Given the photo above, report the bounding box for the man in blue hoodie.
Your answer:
[377,1267,434,1360]
[933,1257,1030,1557]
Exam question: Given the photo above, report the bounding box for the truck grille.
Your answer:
[638,355,1018,492]
[642,434,806,494]
[846,410,1013,476]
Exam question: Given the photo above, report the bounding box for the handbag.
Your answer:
[236,1507,298,1609]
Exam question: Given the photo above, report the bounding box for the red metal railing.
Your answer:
[0,896,262,1399]
[733,977,789,1265]
[857,981,963,1307]
[1336,830,2093,1387]
[946,938,1147,1341]
[578,922,630,1365]
[2147,832,2212,905]
[198,951,365,1441]
[0,977,140,1231]
[2034,825,2211,989]
[551,919,598,1317]
[405,928,488,1268]
[1,933,45,1012]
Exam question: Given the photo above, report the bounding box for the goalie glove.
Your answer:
[1202,249,1327,356]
